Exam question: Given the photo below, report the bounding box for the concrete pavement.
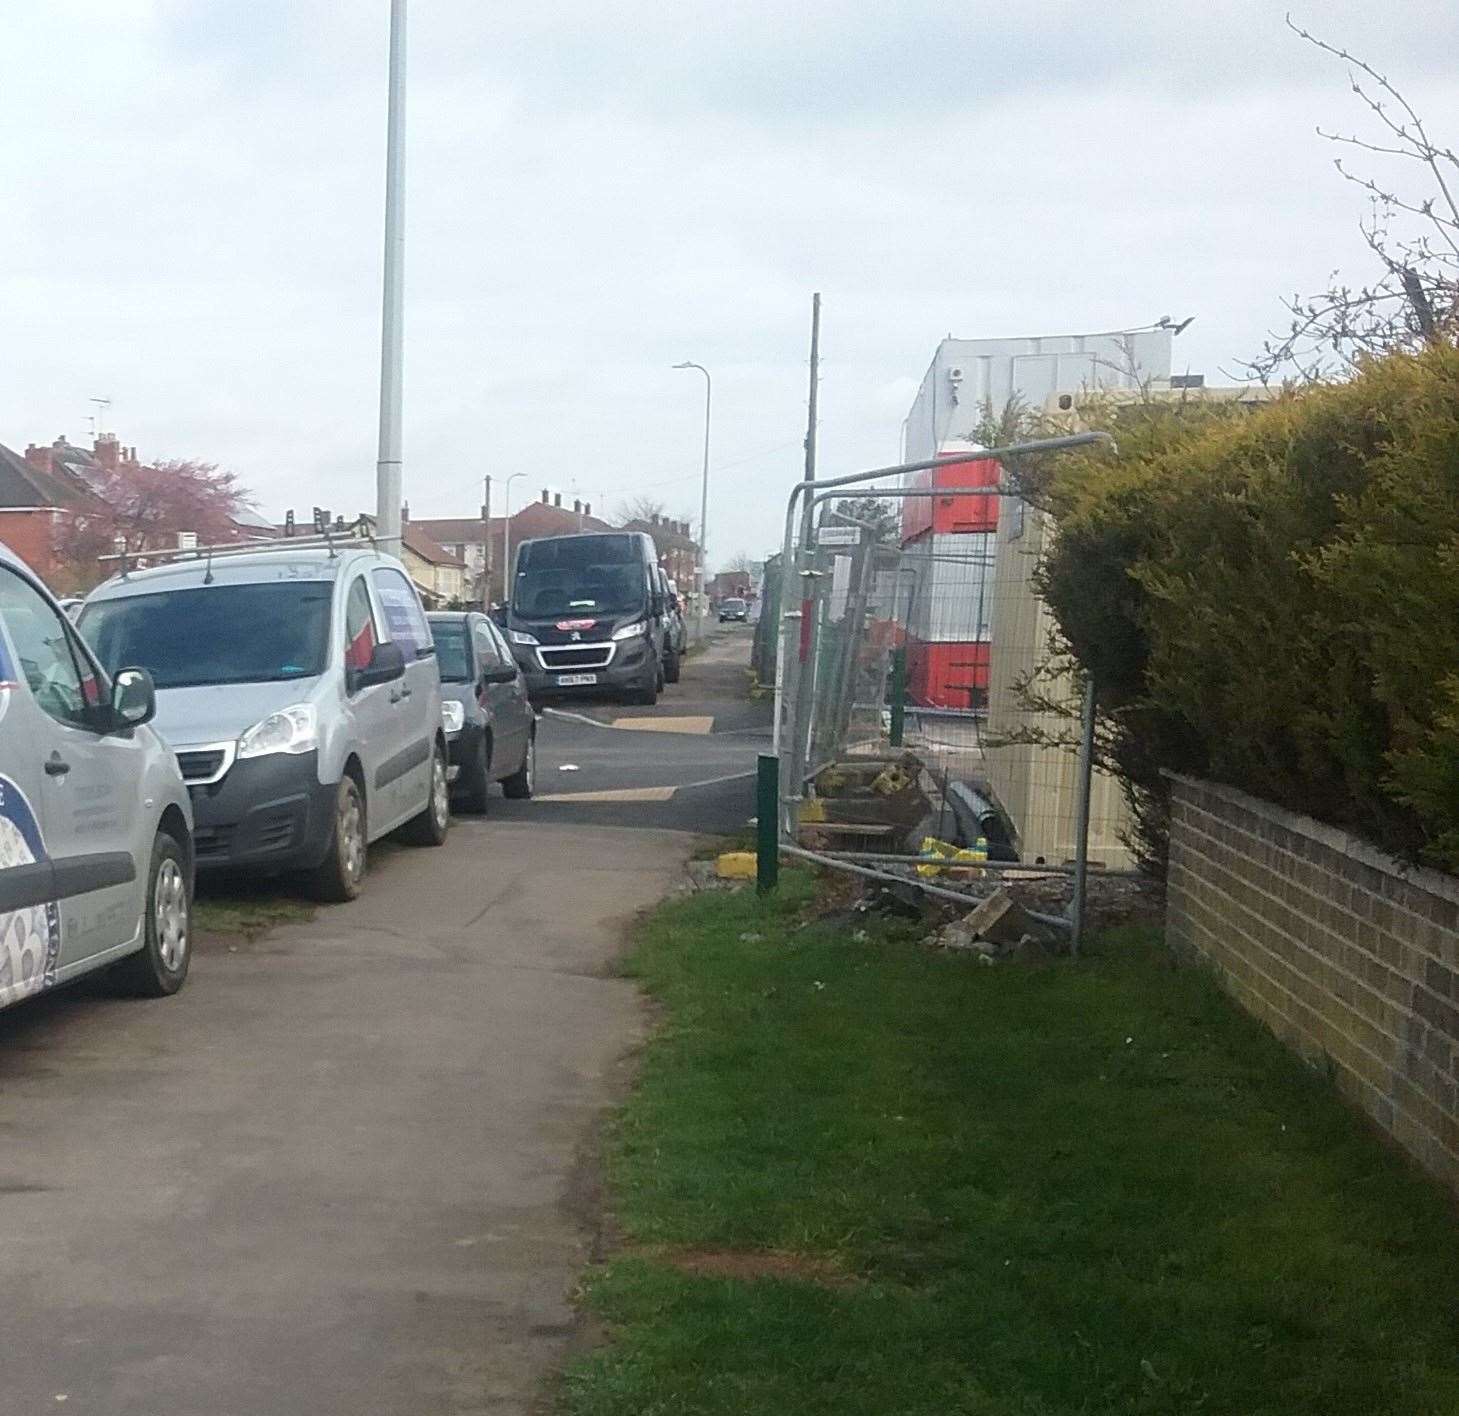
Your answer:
[0,820,687,1414]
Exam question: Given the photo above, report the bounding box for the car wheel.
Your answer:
[114,831,191,997]
[401,740,451,846]
[502,728,535,799]
[457,732,491,814]
[664,647,681,684]
[309,775,368,902]
[628,674,658,706]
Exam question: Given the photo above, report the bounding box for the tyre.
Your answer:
[656,658,666,692]
[309,774,367,902]
[456,732,492,814]
[400,740,451,846]
[664,647,681,684]
[502,728,535,800]
[627,674,658,706]
[114,831,191,997]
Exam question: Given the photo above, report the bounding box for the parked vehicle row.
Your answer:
[0,534,540,1023]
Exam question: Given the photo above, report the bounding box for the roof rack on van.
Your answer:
[98,525,377,576]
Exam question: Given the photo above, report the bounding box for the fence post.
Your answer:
[756,753,779,894]
[889,644,907,747]
[1069,676,1096,958]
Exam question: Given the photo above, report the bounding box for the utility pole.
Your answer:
[375,0,407,554]
[782,291,823,830]
[481,474,492,608]
[803,292,821,487]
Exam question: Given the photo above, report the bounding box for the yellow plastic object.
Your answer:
[715,852,758,880]
[915,835,989,878]
[799,797,827,824]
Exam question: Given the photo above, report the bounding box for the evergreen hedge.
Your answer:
[1033,345,1459,872]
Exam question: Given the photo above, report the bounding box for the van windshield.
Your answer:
[80,583,332,689]
[513,537,646,619]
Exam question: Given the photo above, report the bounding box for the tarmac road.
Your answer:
[0,626,763,1414]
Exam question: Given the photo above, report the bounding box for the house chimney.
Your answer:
[573,499,581,515]
[23,443,51,471]
[402,501,410,523]
[94,432,121,469]
[541,488,550,503]
[554,492,561,507]
[583,502,591,517]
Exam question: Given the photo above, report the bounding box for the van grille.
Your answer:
[177,747,232,784]
[538,644,614,671]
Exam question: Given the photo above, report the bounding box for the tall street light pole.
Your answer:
[501,471,527,606]
[375,0,407,554]
[672,361,711,634]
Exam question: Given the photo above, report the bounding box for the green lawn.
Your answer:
[562,870,1459,1416]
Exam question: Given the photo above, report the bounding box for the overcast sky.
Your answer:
[4,1,1457,568]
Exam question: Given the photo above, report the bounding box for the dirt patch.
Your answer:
[655,1247,860,1288]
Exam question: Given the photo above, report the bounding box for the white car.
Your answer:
[0,542,194,1011]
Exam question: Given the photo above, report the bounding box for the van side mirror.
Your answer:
[350,640,407,692]
[481,665,517,686]
[111,667,156,730]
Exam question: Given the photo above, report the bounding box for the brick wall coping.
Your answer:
[1165,772,1459,911]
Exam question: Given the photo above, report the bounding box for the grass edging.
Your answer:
[561,869,1459,1415]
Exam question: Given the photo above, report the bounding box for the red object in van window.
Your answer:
[346,621,375,672]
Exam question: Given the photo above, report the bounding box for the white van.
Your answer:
[80,540,449,901]
[0,542,194,1008]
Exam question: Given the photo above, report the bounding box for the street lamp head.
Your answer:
[672,361,694,370]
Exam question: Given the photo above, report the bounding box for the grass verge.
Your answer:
[562,869,1459,1415]
[193,885,316,941]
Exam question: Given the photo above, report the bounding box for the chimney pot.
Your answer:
[584,502,591,516]
[573,499,581,514]
[541,488,550,503]
[554,492,561,507]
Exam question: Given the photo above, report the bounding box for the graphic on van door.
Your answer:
[0,630,15,726]
[0,776,61,1009]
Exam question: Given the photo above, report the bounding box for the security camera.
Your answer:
[948,366,964,382]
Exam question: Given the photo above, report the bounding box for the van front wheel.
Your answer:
[309,776,367,902]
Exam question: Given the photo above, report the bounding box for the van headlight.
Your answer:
[440,700,465,735]
[611,619,648,641]
[237,705,319,759]
[510,629,539,646]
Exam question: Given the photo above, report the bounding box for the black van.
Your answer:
[500,532,666,704]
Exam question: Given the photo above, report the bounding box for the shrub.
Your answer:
[1033,345,1459,871]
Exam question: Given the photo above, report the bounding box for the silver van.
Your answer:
[0,542,194,1008]
[79,541,449,901]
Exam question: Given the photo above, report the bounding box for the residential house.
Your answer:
[400,521,468,608]
[415,490,612,605]
[0,439,100,583]
[622,513,700,590]
[709,570,752,601]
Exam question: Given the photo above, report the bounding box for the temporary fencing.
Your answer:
[766,435,1139,951]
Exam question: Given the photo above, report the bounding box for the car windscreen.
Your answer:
[429,621,472,683]
[79,582,332,689]
[723,598,746,610]
[514,538,646,619]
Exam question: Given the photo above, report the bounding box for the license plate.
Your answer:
[556,673,598,686]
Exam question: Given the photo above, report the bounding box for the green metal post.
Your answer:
[756,753,779,894]
[889,645,907,747]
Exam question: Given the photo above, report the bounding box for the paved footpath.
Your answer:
[0,818,688,1414]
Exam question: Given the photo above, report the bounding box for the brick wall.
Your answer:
[1167,774,1459,1189]
[0,510,61,579]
